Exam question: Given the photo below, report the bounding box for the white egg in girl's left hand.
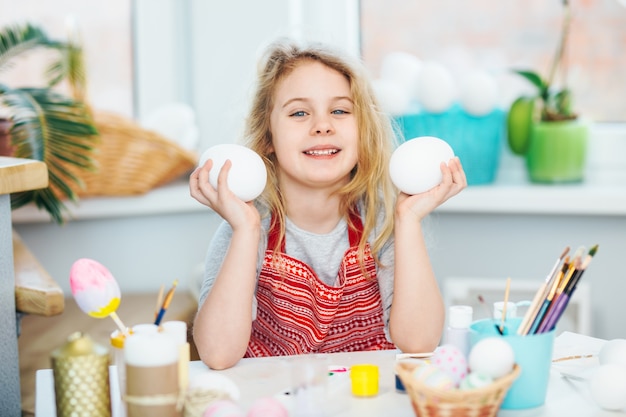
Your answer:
[389,136,455,195]
[199,144,267,202]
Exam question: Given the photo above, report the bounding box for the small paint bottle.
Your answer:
[445,305,473,358]
[350,364,379,397]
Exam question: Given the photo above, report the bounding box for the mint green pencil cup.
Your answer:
[469,317,555,410]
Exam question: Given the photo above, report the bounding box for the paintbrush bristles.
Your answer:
[581,244,599,270]
[477,295,492,319]
[559,246,571,261]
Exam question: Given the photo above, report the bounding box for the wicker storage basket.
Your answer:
[69,110,197,197]
[396,362,521,417]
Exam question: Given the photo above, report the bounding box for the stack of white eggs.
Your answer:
[371,51,499,117]
[411,337,515,391]
[589,339,626,411]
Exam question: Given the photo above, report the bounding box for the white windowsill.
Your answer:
[11,124,626,223]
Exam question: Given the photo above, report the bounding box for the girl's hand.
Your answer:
[189,159,261,230]
[396,156,467,222]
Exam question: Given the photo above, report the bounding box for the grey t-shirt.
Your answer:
[197,210,395,340]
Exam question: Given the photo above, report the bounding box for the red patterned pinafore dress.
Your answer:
[245,210,395,357]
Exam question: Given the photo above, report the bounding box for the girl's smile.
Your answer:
[303,144,341,157]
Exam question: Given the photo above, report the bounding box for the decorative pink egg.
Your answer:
[430,344,469,386]
[246,397,288,417]
[69,258,121,318]
[203,399,245,417]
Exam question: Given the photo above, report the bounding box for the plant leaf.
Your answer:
[513,70,548,93]
[1,86,99,224]
[0,22,61,73]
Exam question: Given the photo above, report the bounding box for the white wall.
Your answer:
[13,201,626,341]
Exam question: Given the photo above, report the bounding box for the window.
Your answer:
[360,0,626,123]
[0,0,134,118]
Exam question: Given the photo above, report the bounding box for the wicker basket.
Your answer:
[396,362,521,417]
[67,110,198,197]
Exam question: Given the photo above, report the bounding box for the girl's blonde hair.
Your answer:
[245,38,398,267]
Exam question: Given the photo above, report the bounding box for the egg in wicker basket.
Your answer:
[396,361,521,417]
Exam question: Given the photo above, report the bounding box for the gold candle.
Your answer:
[51,332,111,417]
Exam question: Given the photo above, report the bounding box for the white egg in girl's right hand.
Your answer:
[389,136,455,195]
[198,144,267,202]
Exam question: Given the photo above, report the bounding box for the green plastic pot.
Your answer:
[525,120,588,183]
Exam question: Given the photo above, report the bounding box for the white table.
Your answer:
[36,333,625,417]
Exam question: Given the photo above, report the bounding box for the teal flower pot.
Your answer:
[526,120,588,183]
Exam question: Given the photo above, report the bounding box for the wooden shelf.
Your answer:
[0,157,48,195]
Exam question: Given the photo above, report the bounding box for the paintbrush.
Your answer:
[528,256,570,334]
[517,246,570,335]
[478,295,502,335]
[541,244,598,332]
[154,284,164,321]
[537,247,584,333]
[500,277,511,335]
[154,279,178,326]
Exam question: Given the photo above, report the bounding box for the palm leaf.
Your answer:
[0,22,61,73]
[46,42,87,96]
[1,86,99,223]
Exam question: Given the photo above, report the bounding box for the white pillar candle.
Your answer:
[159,321,190,398]
[124,333,181,417]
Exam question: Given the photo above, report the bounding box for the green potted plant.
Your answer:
[507,0,588,183]
[0,22,98,224]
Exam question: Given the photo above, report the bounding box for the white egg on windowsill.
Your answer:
[416,61,457,114]
[389,136,455,195]
[380,51,422,100]
[372,78,412,116]
[198,144,267,202]
[459,70,499,117]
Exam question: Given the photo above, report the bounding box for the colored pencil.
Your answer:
[518,246,570,335]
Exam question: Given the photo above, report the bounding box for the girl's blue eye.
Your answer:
[332,109,349,115]
[291,111,307,117]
